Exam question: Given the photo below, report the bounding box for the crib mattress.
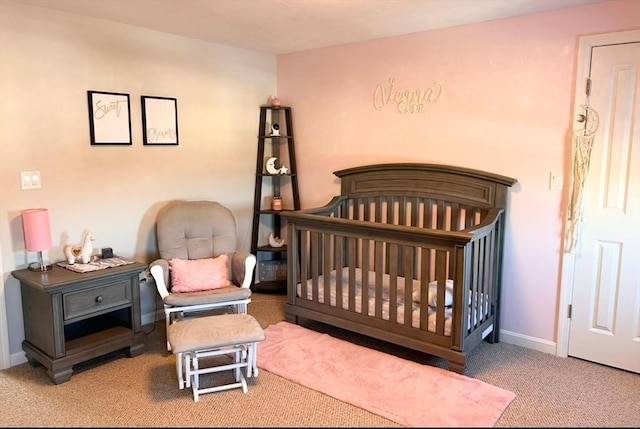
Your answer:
[296,267,488,337]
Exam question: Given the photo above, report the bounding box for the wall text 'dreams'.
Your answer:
[146,127,177,143]
[373,78,442,114]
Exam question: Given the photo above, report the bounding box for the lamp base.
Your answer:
[28,261,52,272]
[28,251,52,272]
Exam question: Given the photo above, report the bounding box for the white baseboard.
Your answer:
[10,351,27,367]
[500,329,557,355]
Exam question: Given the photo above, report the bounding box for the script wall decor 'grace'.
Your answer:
[372,78,442,114]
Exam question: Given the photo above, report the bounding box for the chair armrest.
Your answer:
[149,259,170,299]
[230,252,257,289]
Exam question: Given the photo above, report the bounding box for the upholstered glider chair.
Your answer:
[149,200,256,350]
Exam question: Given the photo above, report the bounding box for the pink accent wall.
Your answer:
[276,0,639,343]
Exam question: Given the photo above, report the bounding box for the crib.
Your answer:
[280,163,517,373]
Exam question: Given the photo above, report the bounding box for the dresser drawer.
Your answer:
[63,280,132,321]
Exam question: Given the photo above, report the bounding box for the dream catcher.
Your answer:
[565,104,599,252]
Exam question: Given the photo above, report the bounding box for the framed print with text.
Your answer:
[141,96,179,145]
[87,91,132,145]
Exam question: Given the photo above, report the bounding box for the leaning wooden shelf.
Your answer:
[250,105,300,294]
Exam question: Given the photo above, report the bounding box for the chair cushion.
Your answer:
[169,254,232,293]
[164,285,251,307]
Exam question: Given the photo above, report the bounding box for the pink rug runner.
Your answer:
[257,321,515,427]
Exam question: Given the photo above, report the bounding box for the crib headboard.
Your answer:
[334,163,517,210]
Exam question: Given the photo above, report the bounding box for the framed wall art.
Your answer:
[141,96,179,145]
[87,91,132,145]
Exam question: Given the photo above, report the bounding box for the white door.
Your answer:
[568,40,640,373]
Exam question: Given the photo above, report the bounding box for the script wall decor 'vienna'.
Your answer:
[87,91,132,145]
[141,96,179,145]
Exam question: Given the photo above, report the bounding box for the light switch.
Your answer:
[549,172,563,190]
[20,171,41,190]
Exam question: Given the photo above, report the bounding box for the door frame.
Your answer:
[557,29,640,358]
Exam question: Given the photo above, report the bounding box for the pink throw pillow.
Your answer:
[169,254,232,293]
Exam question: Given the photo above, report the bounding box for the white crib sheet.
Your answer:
[296,267,488,336]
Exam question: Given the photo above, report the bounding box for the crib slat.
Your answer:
[299,230,308,300]
[436,200,446,230]
[335,235,343,308]
[375,198,383,223]
[450,202,460,231]
[465,206,475,228]
[403,246,414,326]
[411,197,420,228]
[434,250,448,336]
[347,237,357,311]
[310,231,319,302]
[375,241,384,319]
[419,248,430,330]
[423,198,432,229]
[323,233,332,305]
[471,238,481,331]
[384,196,395,272]
[362,239,371,316]
[388,244,398,324]
[398,196,407,225]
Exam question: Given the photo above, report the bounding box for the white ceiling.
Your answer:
[12,0,612,54]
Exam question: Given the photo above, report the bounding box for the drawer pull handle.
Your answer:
[95,296,103,303]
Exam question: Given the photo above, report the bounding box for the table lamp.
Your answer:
[22,208,53,272]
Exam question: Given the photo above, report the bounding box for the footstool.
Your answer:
[167,313,265,402]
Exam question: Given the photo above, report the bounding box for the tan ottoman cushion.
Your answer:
[168,313,264,354]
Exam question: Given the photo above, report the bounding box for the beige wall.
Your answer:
[276,0,639,344]
[0,1,276,358]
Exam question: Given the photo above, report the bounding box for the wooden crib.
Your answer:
[280,163,517,373]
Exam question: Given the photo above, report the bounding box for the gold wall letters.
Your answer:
[373,78,442,114]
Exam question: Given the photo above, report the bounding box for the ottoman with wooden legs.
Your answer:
[167,313,265,402]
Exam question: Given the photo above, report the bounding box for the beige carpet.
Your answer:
[0,293,639,427]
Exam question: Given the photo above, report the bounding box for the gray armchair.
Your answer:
[149,200,256,350]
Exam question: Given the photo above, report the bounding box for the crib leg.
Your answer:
[285,313,298,324]
[448,359,466,375]
[485,330,498,344]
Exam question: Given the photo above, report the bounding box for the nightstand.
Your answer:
[12,261,148,384]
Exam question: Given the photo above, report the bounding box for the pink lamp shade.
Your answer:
[22,208,52,252]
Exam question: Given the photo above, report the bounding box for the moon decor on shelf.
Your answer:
[270,123,280,136]
[268,232,285,248]
[265,157,288,175]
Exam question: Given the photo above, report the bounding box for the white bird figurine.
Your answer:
[268,233,285,248]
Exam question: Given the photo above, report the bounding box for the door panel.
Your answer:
[568,42,640,373]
